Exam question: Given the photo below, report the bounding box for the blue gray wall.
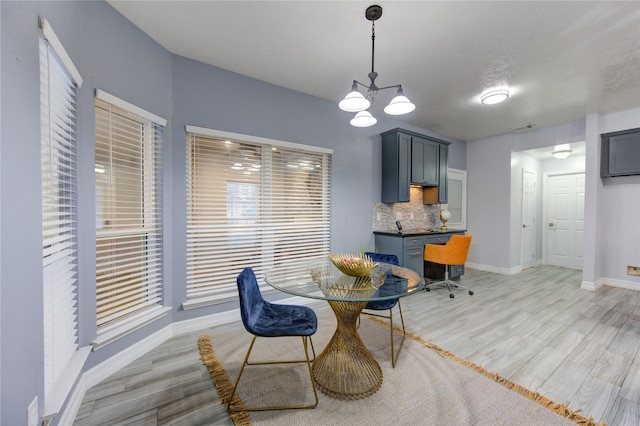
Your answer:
[466,111,640,289]
[0,1,466,424]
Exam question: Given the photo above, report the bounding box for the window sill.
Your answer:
[91,306,171,351]
[42,346,91,422]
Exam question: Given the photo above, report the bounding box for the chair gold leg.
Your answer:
[362,302,406,368]
[390,301,406,368]
[227,335,319,412]
[227,336,257,412]
[389,308,394,367]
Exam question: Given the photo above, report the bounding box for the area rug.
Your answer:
[198,305,602,426]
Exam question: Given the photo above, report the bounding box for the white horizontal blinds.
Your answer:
[95,97,164,329]
[265,145,331,277]
[186,133,331,304]
[40,29,80,394]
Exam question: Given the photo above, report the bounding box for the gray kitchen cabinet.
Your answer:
[438,143,448,204]
[373,230,465,278]
[381,128,450,204]
[411,137,439,186]
[403,236,426,278]
[381,131,411,203]
[601,128,640,177]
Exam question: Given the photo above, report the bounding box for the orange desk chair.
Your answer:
[423,234,473,298]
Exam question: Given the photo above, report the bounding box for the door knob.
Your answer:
[548,223,554,227]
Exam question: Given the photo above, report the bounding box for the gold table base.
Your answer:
[312,300,383,400]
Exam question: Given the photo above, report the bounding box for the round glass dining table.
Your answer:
[265,258,424,400]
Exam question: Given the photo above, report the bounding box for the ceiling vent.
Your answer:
[511,124,536,132]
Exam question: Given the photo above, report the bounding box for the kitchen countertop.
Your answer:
[373,229,466,237]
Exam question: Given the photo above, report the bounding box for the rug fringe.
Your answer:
[364,315,606,426]
[198,335,252,426]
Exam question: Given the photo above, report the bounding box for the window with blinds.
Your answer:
[185,129,332,308]
[40,20,82,396]
[94,95,164,331]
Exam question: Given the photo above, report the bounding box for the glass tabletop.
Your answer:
[264,258,425,302]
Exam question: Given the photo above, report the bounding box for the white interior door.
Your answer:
[546,173,585,269]
[521,170,536,269]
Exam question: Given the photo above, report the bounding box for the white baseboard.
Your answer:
[62,311,240,425]
[601,277,640,291]
[580,280,597,291]
[466,262,522,275]
[58,325,173,425]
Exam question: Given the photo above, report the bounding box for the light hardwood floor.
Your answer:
[73,266,640,425]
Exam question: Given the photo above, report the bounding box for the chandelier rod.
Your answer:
[370,20,376,75]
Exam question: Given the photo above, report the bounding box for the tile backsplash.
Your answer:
[373,187,441,232]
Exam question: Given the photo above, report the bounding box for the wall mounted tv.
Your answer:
[601,127,640,178]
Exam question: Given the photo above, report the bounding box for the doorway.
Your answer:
[544,172,585,269]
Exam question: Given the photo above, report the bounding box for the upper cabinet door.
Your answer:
[381,132,411,202]
[411,137,439,186]
[438,144,448,203]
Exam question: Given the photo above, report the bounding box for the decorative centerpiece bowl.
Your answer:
[328,253,378,277]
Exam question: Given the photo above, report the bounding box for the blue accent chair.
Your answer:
[363,252,406,367]
[228,267,318,412]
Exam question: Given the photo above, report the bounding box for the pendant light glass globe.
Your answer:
[384,93,416,115]
[339,83,371,112]
[350,110,377,127]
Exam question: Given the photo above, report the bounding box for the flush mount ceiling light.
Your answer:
[339,5,415,127]
[552,145,572,160]
[480,89,510,105]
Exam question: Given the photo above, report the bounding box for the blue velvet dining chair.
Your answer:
[227,267,318,412]
[362,252,406,368]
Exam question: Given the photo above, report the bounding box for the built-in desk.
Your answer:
[373,230,466,279]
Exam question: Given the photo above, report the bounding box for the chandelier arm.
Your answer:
[376,84,403,91]
[353,80,370,89]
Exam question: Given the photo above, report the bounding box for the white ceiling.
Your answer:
[107,1,640,142]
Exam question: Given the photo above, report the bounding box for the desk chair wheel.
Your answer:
[425,287,431,292]
[450,293,454,298]
[468,290,474,295]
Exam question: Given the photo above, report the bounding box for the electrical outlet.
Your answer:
[28,396,38,426]
[410,212,414,220]
[376,212,381,221]
[628,266,640,276]
[396,212,402,220]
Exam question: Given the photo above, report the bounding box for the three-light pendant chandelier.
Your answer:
[338,5,415,127]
